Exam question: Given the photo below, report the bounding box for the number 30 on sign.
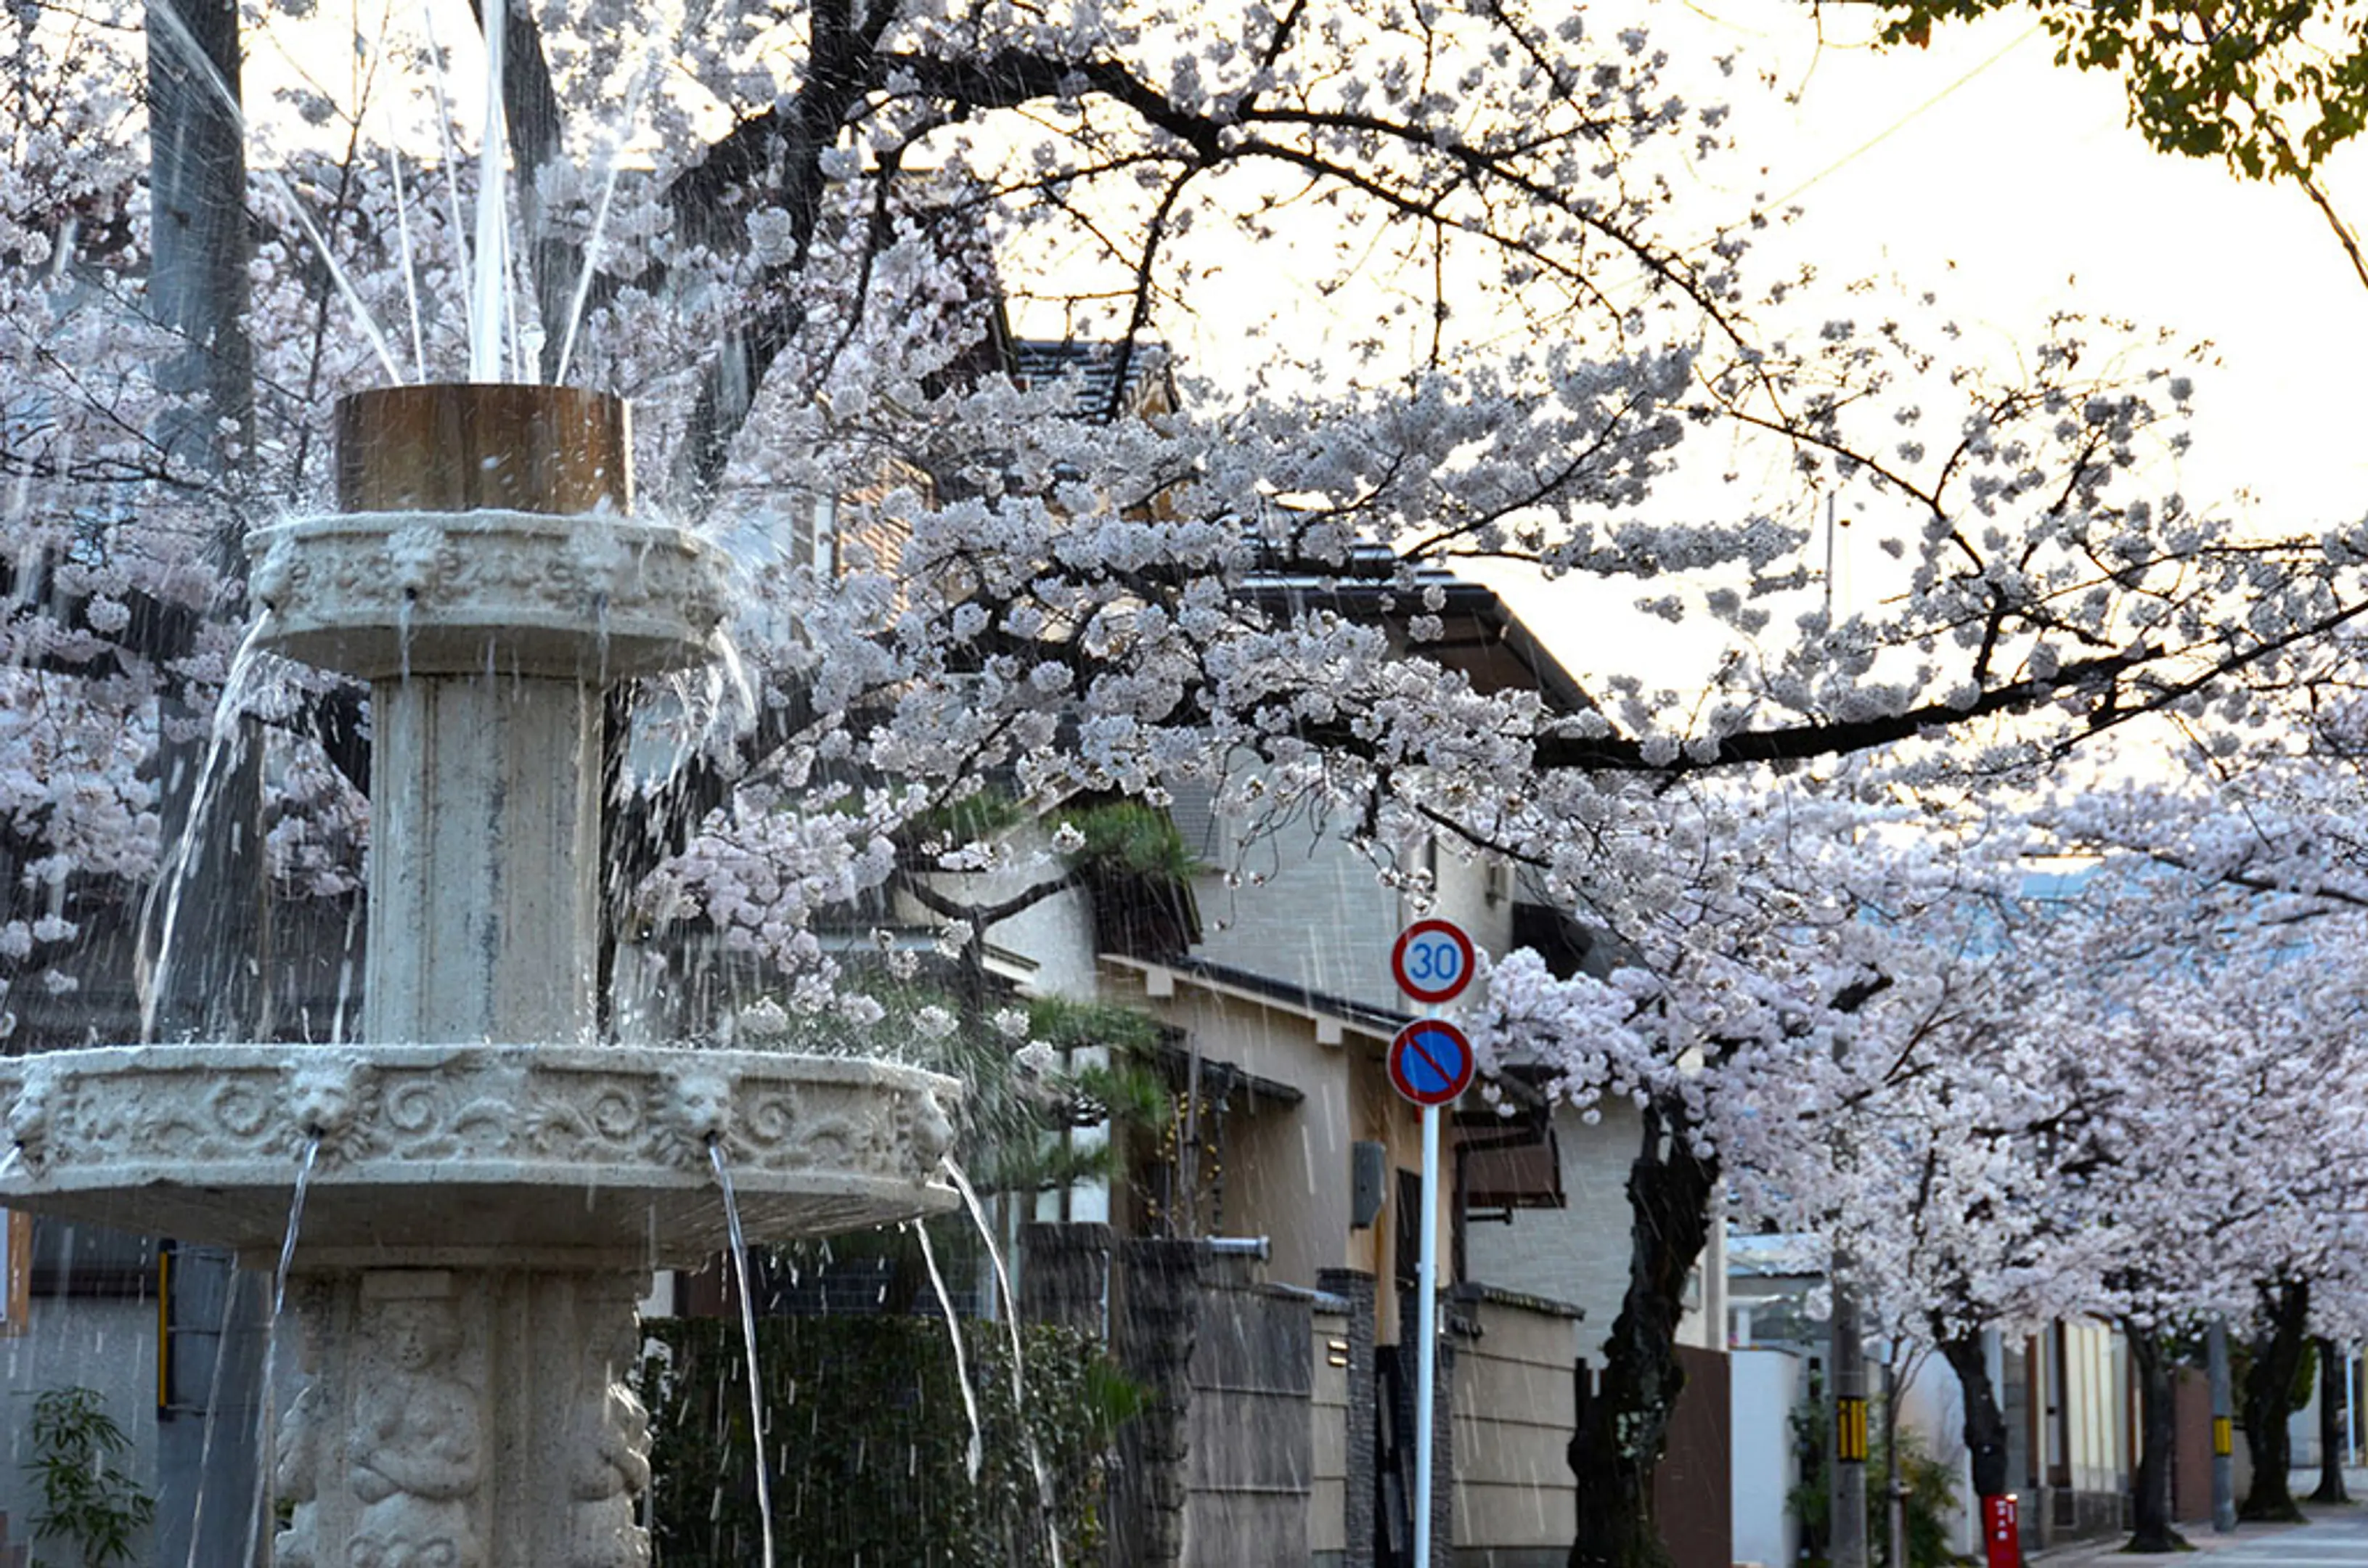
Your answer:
[1391,919,1475,1005]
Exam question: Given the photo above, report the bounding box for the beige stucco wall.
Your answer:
[1098,964,1454,1347]
[900,824,1103,1000]
[1135,980,1365,1287]
[1453,1293,1583,1553]
[1424,836,1519,966]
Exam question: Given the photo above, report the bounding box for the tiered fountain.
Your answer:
[0,385,960,1564]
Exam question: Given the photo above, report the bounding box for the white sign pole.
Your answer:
[1413,1097,1442,1567]
[1389,918,1474,1568]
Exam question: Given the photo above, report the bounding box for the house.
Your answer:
[1057,558,1733,1566]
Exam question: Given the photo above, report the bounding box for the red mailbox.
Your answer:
[1981,1493,2020,1568]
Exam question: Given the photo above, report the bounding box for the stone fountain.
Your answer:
[0,385,960,1565]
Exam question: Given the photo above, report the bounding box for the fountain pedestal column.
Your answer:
[366,676,602,1044]
[271,386,689,1568]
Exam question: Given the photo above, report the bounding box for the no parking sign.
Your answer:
[1388,1018,1474,1106]
[1385,915,1479,1568]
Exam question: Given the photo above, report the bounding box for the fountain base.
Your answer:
[274,1264,652,1568]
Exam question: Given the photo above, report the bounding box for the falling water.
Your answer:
[0,1146,17,1180]
[553,52,665,385]
[138,613,278,1044]
[471,0,510,382]
[552,131,631,386]
[182,1133,319,1568]
[709,624,758,735]
[944,1158,1064,1568]
[912,1218,985,1483]
[412,0,481,363]
[241,1133,322,1566]
[383,121,429,380]
[708,1140,779,1568]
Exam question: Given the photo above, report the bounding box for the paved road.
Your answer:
[2194,1514,2368,1564]
[2034,1509,2368,1565]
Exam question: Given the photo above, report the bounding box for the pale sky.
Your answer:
[1458,4,2368,696]
[1712,4,2368,530]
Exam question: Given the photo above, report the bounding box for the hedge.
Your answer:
[636,1315,1119,1566]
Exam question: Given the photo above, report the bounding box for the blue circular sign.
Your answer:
[1389,1020,1475,1106]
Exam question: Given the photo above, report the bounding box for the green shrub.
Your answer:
[637,1315,1119,1566]
[21,1387,154,1568]
[1788,1390,1965,1568]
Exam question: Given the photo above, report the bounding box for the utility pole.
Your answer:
[1883,1361,1908,1568]
[2208,1318,2237,1533]
[1831,1262,1869,1568]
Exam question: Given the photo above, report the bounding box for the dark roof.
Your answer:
[1011,338,1174,420]
[1237,547,1594,716]
[1163,956,1413,1037]
[1146,1037,1305,1105]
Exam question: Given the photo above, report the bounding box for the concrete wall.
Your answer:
[0,1295,160,1559]
[1450,1289,1581,1564]
[1730,1347,1802,1568]
[1183,1274,1315,1567]
[1312,1301,1351,1563]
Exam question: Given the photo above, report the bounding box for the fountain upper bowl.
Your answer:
[248,510,732,682]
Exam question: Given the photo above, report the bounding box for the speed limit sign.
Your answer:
[1391,918,1475,1005]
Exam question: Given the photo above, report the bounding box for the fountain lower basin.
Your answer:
[0,1042,960,1269]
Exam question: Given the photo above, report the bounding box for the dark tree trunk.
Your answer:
[2240,1280,2311,1523]
[1567,1101,1717,1568]
[2313,1336,2351,1504]
[1939,1331,2012,1501]
[2123,1320,2188,1551]
[144,0,266,1046]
